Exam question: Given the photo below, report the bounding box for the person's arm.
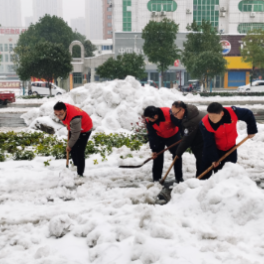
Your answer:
[176,126,198,157]
[145,120,161,152]
[68,117,82,149]
[232,106,258,137]
[199,121,219,163]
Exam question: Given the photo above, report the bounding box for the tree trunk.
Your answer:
[250,66,255,87]
[161,71,164,88]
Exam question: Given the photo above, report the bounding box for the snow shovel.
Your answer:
[159,155,179,185]
[197,136,249,180]
[119,139,182,169]
[155,156,179,205]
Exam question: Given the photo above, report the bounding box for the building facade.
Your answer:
[85,0,103,40]
[0,27,27,90]
[33,0,63,23]
[71,17,86,36]
[0,0,22,27]
[103,0,113,39]
[112,0,264,34]
[25,17,34,28]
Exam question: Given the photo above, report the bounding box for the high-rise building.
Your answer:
[33,0,63,24]
[25,17,34,28]
[112,0,264,34]
[103,0,113,39]
[71,17,86,36]
[85,0,103,40]
[0,0,22,27]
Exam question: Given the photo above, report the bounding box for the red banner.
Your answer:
[0,82,20,89]
[0,28,27,35]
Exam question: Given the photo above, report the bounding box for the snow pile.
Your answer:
[21,76,186,135]
[1,158,264,263]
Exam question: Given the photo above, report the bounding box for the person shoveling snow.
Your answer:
[54,101,93,179]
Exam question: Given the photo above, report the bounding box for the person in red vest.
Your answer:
[54,101,93,177]
[199,102,257,179]
[144,106,182,183]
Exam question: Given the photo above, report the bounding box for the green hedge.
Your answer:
[0,131,147,162]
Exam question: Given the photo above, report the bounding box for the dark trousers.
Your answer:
[152,132,183,183]
[201,147,237,180]
[70,131,92,176]
[192,147,204,178]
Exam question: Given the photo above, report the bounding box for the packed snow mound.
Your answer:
[22,76,185,134]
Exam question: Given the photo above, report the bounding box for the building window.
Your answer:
[5,54,9,62]
[0,55,3,62]
[107,15,112,19]
[107,0,111,3]
[107,31,113,35]
[102,45,113,50]
[7,65,14,73]
[193,0,219,28]
[238,23,264,33]
[9,44,13,52]
[238,1,264,12]
[4,44,8,52]
[147,0,177,12]
[107,23,112,27]
[107,7,112,11]
[0,44,3,52]
[73,73,83,84]
[123,0,132,32]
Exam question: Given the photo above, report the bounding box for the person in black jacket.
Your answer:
[170,101,206,177]
[144,106,183,183]
[199,102,257,179]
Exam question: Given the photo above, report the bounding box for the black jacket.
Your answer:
[146,108,173,152]
[171,104,206,156]
[199,106,258,163]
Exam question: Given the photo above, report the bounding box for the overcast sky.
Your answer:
[21,0,85,27]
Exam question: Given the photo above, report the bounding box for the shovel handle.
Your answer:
[160,156,179,184]
[66,131,70,168]
[197,136,249,180]
[155,139,182,158]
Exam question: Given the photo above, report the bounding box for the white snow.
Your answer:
[20,76,264,136]
[1,77,264,263]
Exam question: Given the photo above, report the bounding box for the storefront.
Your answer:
[220,35,252,89]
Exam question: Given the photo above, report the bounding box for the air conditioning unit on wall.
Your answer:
[160,11,166,16]
[151,11,156,17]
[250,12,256,17]
[186,9,192,14]
[220,7,227,12]
[220,12,226,17]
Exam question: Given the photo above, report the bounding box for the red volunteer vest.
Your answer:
[147,107,179,138]
[62,103,93,133]
[202,107,238,151]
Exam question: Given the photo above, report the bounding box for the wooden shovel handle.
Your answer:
[155,139,182,158]
[160,156,179,184]
[197,136,249,180]
[66,131,70,168]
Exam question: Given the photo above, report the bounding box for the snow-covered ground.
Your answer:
[1,77,264,264]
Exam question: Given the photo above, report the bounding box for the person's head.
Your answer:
[207,102,224,123]
[144,106,159,122]
[171,101,187,120]
[54,101,67,120]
